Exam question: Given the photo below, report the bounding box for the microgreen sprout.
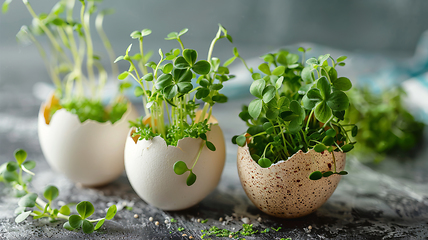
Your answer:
[116,25,237,186]
[3,0,130,123]
[233,48,357,180]
[201,224,259,239]
[272,226,282,231]
[260,226,282,233]
[0,149,117,234]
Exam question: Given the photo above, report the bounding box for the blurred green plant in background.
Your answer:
[346,86,425,163]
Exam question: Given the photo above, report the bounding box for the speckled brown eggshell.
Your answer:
[237,145,346,218]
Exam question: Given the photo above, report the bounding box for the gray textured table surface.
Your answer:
[1,88,428,240]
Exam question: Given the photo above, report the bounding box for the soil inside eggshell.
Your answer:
[237,144,346,218]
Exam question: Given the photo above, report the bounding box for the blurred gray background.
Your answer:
[1,0,428,95]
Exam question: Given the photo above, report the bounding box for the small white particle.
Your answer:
[219,217,223,222]
[241,217,250,224]
[229,234,233,238]
[134,214,139,219]
[164,219,169,224]
[197,219,201,223]
[149,217,153,222]
[155,221,159,226]
[257,217,262,222]
[308,225,312,230]
[225,215,233,223]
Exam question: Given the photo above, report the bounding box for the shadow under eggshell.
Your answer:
[124,123,225,211]
[38,101,139,187]
[237,145,346,218]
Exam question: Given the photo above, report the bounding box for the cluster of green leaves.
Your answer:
[65,201,117,233]
[117,25,237,186]
[0,149,117,234]
[233,48,357,180]
[129,110,215,149]
[128,116,161,140]
[3,0,129,123]
[58,97,128,123]
[116,25,235,139]
[345,86,425,162]
[166,119,214,148]
[177,227,185,232]
[0,149,35,195]
[201,224,282,239]
[170,120,216,186]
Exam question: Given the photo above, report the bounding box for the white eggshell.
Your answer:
[38,100,139,187]
[237,145,346,218]
[124,124,225,211]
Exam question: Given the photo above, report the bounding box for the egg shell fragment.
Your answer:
[38,99,139,187]
[124,123,225,211]
[237,145,346,218]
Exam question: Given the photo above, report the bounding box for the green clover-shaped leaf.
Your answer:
[14,149,27,165]
[309,171,323,180]
[315,101,332,123]
[76,201,95,219]
[173,161,189,175]
[327,90,349,111]
[183,49,197,66]
[317,77,331,100]
[186,171,197,186]
[258,158,272,168]
[262,86,276,103]
[250,79,266,99]
[155,74,173,90]
[43,185,59,202]
[192,60,211,75]
[248,99,263,119]
[18,193,38,208]
[174,56,190,69]
[258,63,271,75]
[332,77,352,91]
